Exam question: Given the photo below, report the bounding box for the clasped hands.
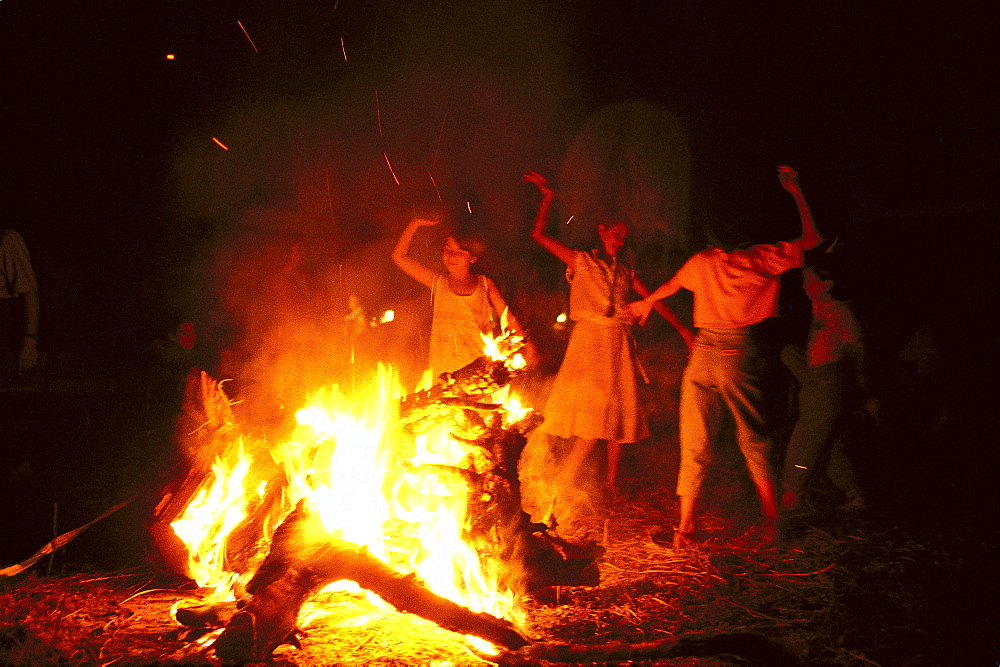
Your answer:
[625,299,655,325]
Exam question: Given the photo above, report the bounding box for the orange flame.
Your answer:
[169,361,526,631]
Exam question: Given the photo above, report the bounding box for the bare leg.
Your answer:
[676,494,697,535]
[605,440,621,492]
[753,476,779,542]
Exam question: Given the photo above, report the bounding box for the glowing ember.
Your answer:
[212,137,230,151]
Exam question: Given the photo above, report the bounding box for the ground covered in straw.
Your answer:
[1,490,993,665]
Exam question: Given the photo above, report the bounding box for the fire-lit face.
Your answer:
[442,237,476,275]
[598,222,628,258]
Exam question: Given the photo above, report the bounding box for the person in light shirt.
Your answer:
[629,165,822,548]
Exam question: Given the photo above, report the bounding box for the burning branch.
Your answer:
[185,499,529,662]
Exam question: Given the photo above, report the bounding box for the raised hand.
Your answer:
[522,171,554,198]
[777,165,801,195]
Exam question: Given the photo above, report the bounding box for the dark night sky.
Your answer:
[2,0,996,344]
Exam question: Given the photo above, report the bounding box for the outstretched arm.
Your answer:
[391,216,439,288]
[626,274,684,326]
[778,165,822,252]
[632,276,694,350]
[523,171,575,266]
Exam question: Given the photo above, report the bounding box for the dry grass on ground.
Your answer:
[1,497,982,665]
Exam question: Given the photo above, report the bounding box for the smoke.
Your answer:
[165,1,577,430]
[165,0,693,443]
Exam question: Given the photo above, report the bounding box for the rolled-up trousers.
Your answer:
[676,327,774,498]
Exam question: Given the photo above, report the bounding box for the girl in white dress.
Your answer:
[391,216,525,378]
[524,172,652,493]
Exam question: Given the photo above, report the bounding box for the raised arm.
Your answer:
[778,165,822,252]
[391,216,440,288]
[523,171,575,266]
[632,276,694,350]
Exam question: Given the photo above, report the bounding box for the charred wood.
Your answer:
[210,500,529,663]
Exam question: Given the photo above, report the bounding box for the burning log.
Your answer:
[399,334,526,436]
[199,499,529,662]
[398,351,604,596]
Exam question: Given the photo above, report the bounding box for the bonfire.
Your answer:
[147,332,598,662]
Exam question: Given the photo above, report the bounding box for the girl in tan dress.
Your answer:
[524,172,655,493]
[391,216,525,378]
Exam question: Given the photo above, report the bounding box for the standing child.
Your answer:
[524,172,690,495]
[392,215,525,378]
[629,165,822,548]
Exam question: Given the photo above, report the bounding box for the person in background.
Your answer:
[629,165,822,548]
[524,171,691,497]
[391,215,527,378]
[0,227,39,387]
[779,252,869,517]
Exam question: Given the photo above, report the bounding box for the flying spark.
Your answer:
[375,90,383,137]
[237,20,259,53]
[165,54,176,60]
[383,152,400,185]
[565,215,575,225]
[212,137,230,151]
[467,201,472,214]
[427,171,443,202]
[340,37,348,60]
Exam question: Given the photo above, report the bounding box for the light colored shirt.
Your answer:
[676,241,802,328]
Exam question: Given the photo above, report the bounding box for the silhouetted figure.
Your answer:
[630,166,822,548]
[1,228,39,388]
[780,256,868,517]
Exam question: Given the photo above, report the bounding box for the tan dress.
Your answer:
[541,250,649,443]
[429,274,496,377]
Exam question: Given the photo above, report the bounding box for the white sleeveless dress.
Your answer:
[429,273,497,377]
